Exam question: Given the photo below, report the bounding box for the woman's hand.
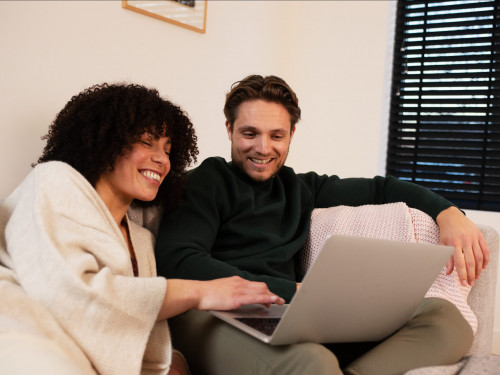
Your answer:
[436,206,489,286]
[158,276,284,320]
[195,276,285,311]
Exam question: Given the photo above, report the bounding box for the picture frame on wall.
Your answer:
[122,0,207,33]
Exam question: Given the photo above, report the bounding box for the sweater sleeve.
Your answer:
[4,162,167,375]
[300,173,454,220]
[155,159,298,301]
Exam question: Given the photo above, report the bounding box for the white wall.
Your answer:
[0,0,390,196]
[1,0,499,353]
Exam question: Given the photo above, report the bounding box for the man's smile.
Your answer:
[249,157,273,165]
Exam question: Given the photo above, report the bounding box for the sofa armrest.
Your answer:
[405,225,500,374]
[467,224,499,355]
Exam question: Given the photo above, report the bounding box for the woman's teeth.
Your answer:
[141,170,160,182]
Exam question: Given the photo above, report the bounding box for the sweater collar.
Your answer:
[228,161,276,189]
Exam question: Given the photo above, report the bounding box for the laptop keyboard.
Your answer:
[235,318,281,336]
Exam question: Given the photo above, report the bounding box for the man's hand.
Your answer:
[436,206,489,286]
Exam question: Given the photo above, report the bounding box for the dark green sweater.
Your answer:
[155,157,453,302]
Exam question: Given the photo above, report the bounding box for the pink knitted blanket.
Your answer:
[301,202,477,333]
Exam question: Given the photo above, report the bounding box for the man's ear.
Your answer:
[225,121,232,141]
[290,125,296,141]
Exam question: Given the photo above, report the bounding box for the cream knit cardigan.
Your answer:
[0,161,171,375]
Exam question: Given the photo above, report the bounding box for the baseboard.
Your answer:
[492,329,500,355]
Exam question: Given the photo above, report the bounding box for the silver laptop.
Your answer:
[210,234,453,346]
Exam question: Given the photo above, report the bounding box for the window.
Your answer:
[386,0,500,212]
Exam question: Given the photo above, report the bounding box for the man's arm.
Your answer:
[311,174,452,219]
[309,173,489,285]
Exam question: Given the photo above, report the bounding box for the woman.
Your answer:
[0,83,284,375]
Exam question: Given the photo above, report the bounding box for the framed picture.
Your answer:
[122,0,207,33]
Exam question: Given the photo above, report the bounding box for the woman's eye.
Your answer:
[141,141,151,146]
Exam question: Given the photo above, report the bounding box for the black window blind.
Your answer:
[386,0,500,212]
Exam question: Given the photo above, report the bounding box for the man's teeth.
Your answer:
[141,170,160,182]
[250,158,272,164]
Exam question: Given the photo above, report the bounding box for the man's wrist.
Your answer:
[436,206,463,226]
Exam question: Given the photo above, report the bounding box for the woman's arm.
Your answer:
[157,276,285,321]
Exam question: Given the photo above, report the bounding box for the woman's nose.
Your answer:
[152,147,170,166]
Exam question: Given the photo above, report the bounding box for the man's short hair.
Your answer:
[223,75,301,131]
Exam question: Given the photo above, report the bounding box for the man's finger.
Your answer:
[453,250,468,286]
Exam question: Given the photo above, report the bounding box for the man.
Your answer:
[155,75,489,375]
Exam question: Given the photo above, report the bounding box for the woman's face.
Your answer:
[96,133,172,207]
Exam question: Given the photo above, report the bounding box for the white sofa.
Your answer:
[462,224,499,356]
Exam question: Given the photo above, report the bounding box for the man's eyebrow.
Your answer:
[238,125,257,131]
[238,126,287,134]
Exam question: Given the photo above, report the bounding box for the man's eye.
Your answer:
[141,141,151,146]
[243,133,255,137]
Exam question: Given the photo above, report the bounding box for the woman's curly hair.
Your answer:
[37,83,198,211]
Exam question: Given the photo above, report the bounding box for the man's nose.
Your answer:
[255,136,271,154]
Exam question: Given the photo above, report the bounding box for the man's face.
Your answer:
[226,99,295,182]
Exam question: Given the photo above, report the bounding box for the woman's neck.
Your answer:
[95,179,131,228]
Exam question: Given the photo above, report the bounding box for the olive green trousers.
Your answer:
[169,298,473,375]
